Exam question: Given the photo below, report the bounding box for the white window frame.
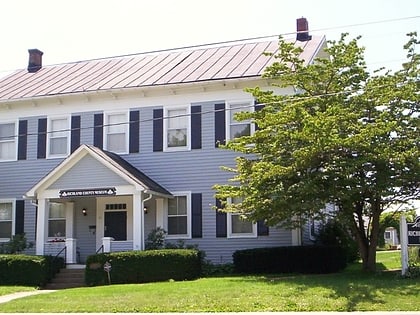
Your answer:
[0,199,15,242]
[104,111,129,154]
[163,106,191,152]
[226,100,255,141]
[47,116,70,159]
[48,202,66,240]
[227,197,257,238]
[164,192,191,239]
[0,121,17,162]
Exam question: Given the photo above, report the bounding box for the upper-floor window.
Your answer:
[166,193,191,238]
[164,107,190,151]
[48,117,70,158]
[0,122,16,161]
[227,101,254,140]
[48,202,66,239]
[227,197,257,238]
[105,112,128,154]
[0,200,14,240]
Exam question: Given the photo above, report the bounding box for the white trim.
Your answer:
[46,115,71,159]
[0,120,18,162]
[225,99,255,141]
[227,212,257,239]
[0,199,16,242]
[163,106,191,152]
[164,191,191,239]
[103,110,129,154]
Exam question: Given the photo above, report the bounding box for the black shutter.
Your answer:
[257,220,269,236]
[153,109,163,152]
[191,105,202,149]
[37,118,47,159]
[214,103,225,148]
[18,120,27,160]
[215,199,227,237]
[129,110,140,153]
[93,113,103,149]
[15,200,25,235]
[191,193,202,238]
[254,100,264,131]
[71,115,81,153]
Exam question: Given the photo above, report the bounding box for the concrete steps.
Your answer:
[44,265,86,290]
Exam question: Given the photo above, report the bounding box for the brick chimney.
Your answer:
[27,49,43,73]
[296,17,312,42]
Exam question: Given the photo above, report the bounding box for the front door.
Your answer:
[104,211,127,241]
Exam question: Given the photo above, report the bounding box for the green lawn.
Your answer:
[1,250,419,312]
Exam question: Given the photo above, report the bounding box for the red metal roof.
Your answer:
[0,36,325,101]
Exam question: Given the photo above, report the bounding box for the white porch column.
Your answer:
[102,237,114,252]
[156,198,164,228]
[35,198,49,255]
[65,202,74,238]
[65,238,77,264]
[132,192,143,250]
[291,227,302,246]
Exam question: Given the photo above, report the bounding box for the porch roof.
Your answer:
[25,144,172,199]
[86,145,172,197]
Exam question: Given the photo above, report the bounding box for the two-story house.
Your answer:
[0,18,327,264]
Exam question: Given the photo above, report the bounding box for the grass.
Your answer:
[1,250,419,312]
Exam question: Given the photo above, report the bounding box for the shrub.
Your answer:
[0,234,33,254]
[0,254,64,286]
[85,249,201,286]
[316,219,359,262]
[145,227,167,250]
[233,245,347,274]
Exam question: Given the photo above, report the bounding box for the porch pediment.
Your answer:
[25,144,172,199]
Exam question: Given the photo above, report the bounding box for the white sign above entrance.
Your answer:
[59,187,116,198]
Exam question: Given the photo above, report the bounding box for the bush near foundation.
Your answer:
[0,254,64,286]
[85,249,201,286]
[233,246,347,274]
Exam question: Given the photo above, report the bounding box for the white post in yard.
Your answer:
[400,215,409,276]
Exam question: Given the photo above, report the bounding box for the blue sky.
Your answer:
[0,0,418,77]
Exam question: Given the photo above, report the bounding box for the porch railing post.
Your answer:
[65,238,77,264]
[102,237,114,252]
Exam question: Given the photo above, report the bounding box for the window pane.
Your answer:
[168,109,187,128]
[168,216,187,235]
[0,222,12,238]
[0,123,15,138]
[168,196,187,215]
[167,129,187,147]
[108,114,126,133]
[231,214,253,234]
[0,142,15,159]
[48,220,66,237]
[49,137,67,155]
[0,203,12,220]
[49,203,65,218]
[230,124,250,138]
[107,133,126,152]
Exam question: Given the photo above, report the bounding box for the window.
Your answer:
[105,112,128,153]
[167,194,191,238]
[227,197,256,238]
[0,201,13,240]
[227,101,254,140]
[47,117,70,158]
[0,122,16,161]
[48,203,66,238]
[164,107,190,150]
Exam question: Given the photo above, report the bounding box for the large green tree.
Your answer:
[214,33,420,272]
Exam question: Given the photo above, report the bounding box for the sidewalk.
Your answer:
[0,290,56,304]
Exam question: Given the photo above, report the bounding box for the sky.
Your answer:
[0,0,419,78]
